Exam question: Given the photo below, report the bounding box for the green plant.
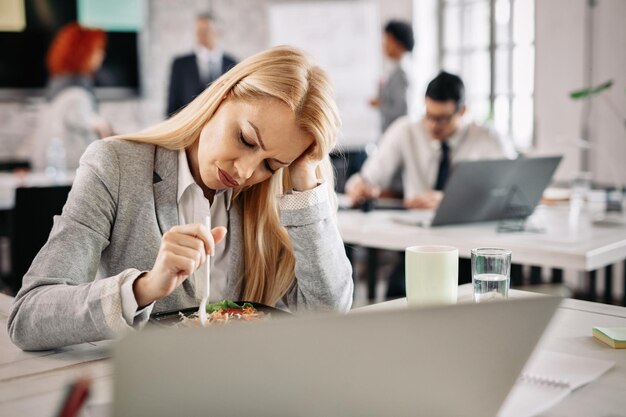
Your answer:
[570,79,626,129]
[570,79,613,99]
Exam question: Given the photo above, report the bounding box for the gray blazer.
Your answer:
[379,65,409,133]
[8,139,353,350]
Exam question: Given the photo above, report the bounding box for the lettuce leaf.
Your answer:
[205,300,246,313]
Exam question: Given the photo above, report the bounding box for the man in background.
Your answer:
[166,13,237,116]
[347,71,516,297]
[348,71,516,209]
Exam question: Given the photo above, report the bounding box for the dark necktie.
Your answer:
[434,142,450,191]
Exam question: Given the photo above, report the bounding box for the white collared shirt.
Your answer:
[353,116,517,199]
[120,149,232,325]
[195,45,224,83]
[177,149,231,303]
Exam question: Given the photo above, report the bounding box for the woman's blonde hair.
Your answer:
[117,46,341,305]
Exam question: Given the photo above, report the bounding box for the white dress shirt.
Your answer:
[176,149,231,303]
[195,46,224,84]
[120,149,231,325]
[31,87,101,171]
[352,116,517,199]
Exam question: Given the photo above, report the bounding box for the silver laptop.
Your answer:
[113,297,560,417]
[390,156,562,227]
[431,156,562,226]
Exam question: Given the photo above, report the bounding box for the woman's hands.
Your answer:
[133,224,227,308]
[288,148,320,192]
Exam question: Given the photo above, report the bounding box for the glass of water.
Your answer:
[471,248,511,302]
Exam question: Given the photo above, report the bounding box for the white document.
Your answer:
[498,350,615,417]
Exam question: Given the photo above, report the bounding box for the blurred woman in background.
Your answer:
[32,22,112,172]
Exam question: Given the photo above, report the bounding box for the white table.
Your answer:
[0,293,112,416]
[338,205,626,302]
[360,287,626,417]
[339,205,626,271]
[1,289,625,417]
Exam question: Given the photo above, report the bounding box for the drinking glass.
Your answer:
[471,248,512,302]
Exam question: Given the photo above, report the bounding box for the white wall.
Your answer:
[534,0,626,186]
[590,0,626,187]
[412,0,439,118]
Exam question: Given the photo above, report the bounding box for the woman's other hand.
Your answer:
[288,148,319,192]
[133,224,227,307]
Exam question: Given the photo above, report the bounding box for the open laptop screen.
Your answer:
[114,297,560,417]
[431,156,562,226]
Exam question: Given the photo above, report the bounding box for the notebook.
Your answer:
[497,350,614,417]
[113,296,560,417]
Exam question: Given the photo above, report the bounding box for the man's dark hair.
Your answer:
[384,20,414,52]
[425,71,465,110]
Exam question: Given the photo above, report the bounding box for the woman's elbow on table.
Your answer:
[6,290,69,351]
[7,302,41,351]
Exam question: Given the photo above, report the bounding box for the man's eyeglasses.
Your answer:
[424,112,458,125]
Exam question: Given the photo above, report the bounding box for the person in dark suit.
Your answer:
[166,13,237,116]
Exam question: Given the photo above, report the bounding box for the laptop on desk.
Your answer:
[392,156,562,227]
[113,297,560,417]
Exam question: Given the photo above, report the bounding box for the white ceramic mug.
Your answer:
[405,245,459,306]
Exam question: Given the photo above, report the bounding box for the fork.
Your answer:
[198,216,211,326]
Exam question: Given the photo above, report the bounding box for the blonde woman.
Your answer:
[9,46,353,351]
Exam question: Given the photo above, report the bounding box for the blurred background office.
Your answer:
[0,0,625,303]
[2,0,625,181]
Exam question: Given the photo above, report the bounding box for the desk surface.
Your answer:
[1,290,625,417]
[338,205,626,271]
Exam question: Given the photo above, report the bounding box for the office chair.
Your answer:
[5,185,71,294]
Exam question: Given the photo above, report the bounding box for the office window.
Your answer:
[440,0,535,149]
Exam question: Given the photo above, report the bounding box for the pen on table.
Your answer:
[56,376,91,417]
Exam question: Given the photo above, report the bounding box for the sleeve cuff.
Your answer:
[119,270,154,327]
[278,182,332,227]
[279,181,327,211]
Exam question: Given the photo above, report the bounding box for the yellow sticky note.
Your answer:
[592,327,626,349]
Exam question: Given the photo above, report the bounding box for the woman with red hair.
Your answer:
[32,22,112,171]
